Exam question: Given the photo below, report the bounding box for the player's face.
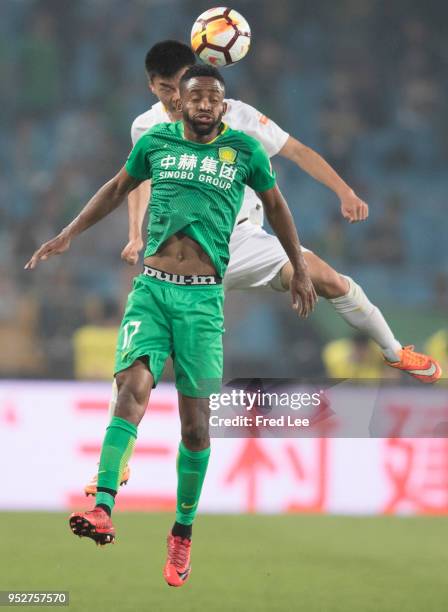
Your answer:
[149,67,190,118]
[181,77,226,136]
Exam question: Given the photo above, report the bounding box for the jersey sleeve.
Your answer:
[227,100,289,157]
[245,140,277,193]
[130,109,159,145]
[125,133,152,181]
[131,117,148,146]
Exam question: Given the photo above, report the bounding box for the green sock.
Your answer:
[95,416,137,513]
[175,442,211,526]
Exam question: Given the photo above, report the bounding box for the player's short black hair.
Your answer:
[180,65,226,90]
[145,40,196,78]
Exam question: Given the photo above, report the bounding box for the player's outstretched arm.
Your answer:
[121,180,151,265]
[25,168,142,270]
[279,136,369,223]
[258,185,317,318]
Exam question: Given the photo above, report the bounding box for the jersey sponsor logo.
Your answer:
[218,146,238,164]
[157,152,238,191]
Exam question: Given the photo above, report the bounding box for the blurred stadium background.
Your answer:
[2,0,447,380]
[1,1,448,610]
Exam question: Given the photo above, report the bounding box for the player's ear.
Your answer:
[175,98,183,112]
[222,101,228,114]
[148,77,156,94]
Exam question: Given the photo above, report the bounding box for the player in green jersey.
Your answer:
[25,65,317,587]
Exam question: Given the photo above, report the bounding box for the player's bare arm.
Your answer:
[25,168,142,270]
[258,184,317,317]
[121,180,151,265]
[279,136,369,223]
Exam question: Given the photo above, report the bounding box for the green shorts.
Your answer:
[114,273,224,397]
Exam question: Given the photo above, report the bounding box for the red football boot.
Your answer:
[163,533,192,587]
[69,507,115,546]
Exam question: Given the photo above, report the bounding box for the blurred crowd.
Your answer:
[1,0,447,380]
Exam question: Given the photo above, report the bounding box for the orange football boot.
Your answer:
[385,345,442,383]
[163,534,192,587]
[69,507,115,546]
[84,464,131,497]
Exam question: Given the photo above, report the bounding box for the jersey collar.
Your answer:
[179,121,228,145]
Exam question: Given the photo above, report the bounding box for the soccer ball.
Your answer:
[191,7,251,67]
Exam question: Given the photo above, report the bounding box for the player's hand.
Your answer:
[340,190,369,224]
[290,271,318,318]
[121,237,144,265]
[24,232,71,270]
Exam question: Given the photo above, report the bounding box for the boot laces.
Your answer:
[168,536,190,569]
[87,507,110,528]
[401,345,427,368]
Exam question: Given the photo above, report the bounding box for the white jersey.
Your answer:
[131,99,289,225]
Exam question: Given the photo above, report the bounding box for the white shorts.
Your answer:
[224,221,311,292]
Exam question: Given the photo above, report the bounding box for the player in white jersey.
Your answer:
[83,41,441,498]
[126,42,441,378]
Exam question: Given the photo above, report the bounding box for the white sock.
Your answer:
[107,379,118,422]
[329,276,402,362]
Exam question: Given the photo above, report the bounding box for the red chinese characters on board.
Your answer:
[383,438,448,514]
[225,438,329,513]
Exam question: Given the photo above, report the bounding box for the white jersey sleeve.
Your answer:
[130,102,170,146]
[224,99,289,157]
[223,100,289,225]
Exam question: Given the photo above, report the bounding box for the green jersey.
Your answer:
[125,121,276,277]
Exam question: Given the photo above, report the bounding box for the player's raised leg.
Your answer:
[279,254,441,383]
[70,359,153,545]
[84,379,131,497]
